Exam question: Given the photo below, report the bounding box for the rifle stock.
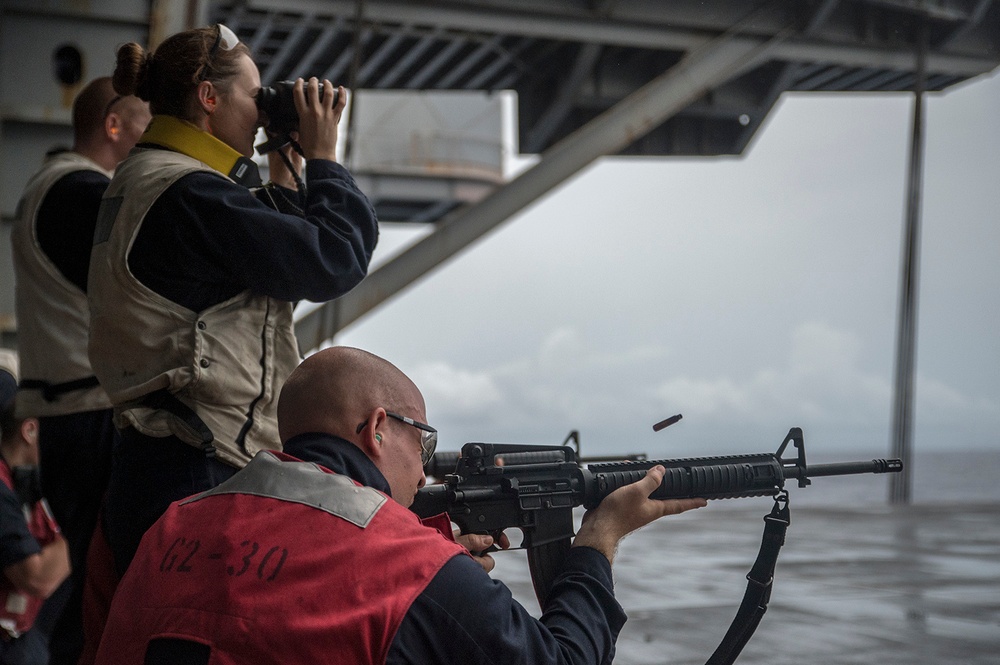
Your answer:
[410,427,902,607]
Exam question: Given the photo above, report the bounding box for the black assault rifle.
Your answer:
[411,427,901,606]
[411,427,901,664]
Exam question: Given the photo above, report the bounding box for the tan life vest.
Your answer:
[11,151,113,418]
[88,137,300,469]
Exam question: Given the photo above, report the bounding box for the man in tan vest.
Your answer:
[10,76,149,665]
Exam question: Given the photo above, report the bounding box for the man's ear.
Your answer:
[105,112,122,142]
[19,417,39,448]
[358,408,388,460]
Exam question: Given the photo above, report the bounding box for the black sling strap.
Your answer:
[705,490,791,665]
[19,376,100,403]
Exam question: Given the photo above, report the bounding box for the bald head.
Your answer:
[71,77,151,170]
[278,347,422,445]
[72,77,118,144]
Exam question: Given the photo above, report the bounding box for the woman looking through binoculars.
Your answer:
[88,24,379,575]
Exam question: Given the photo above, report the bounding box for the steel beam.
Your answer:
[294,25,793,348]
[733,62,800,152]
[150,0,209,47]
[731,0,840,152]
[246,12,276,56]
[234,0,999,78]
[374,30,443,88]
[942,0,995,45]
[434,35,504,89]
[524,42,604,152]
[464,38,534,89]
[260,17,314,83]
[407,37,468,89]
[288,18,344,79]
[321,28,373,82]
[796,65,848,91]
[357,30,410,82]
[889,19,928,506]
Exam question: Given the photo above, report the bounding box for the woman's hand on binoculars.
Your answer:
[293,77,346,162]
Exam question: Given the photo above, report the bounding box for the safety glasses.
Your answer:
[199,24,240,81]
[356,410,438,466]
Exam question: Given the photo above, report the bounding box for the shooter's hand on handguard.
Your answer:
[293,77,346,162]
[572,465,707,564]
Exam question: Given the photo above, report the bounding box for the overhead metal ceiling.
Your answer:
[2,1,995,349]
[202,0,1000,347]
[211,0,999,159]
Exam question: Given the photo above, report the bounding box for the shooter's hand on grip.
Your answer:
[293,77,346,161]
[454,531,512,573]
[572,465,706,564]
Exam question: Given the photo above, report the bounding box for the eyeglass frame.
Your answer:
[356,410,438,466]
[199,24,240,82]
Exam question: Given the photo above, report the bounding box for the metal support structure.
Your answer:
[295,23,794,349]
[735,0,841,151]
[150,0,208,47]
[889,19,928,505]
[524,42,604,152]
[236,0,998,78]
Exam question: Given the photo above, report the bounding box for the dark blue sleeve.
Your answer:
[129,159,378,313]
[0,483,40,570]
[387,547,627,665]
[35,170,110,293]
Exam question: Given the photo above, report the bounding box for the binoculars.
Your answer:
[255,81,340,153]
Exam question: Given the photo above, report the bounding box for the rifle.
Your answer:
[411,426,902,662]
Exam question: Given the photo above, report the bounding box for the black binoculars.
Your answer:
[255,81,340,153]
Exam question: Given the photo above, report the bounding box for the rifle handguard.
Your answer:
[584,454,785,508]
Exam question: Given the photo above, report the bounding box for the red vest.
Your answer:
[0,460,60,638]
[95,451,467,665]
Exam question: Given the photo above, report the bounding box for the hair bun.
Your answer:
[112,42,148,99]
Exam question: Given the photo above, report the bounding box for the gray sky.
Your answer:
[336,71,1000,458]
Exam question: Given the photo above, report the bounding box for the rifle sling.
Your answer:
[705,491,790,665]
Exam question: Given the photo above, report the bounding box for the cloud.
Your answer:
[416,321,997,454]
[414,327,672,447]
[410,361,504,414]
[653,321,889,426]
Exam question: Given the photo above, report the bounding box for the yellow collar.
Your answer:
[140,115,261,187]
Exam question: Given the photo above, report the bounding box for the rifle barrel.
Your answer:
[784,458,903,480]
